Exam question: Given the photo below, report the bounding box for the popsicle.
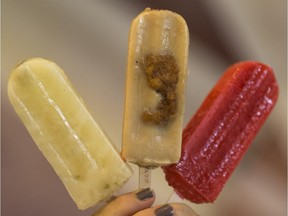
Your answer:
[8,58,132,210]
[163,61,279,203]
[122,8,189,169]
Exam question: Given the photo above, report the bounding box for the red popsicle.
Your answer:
[163,61,279,203]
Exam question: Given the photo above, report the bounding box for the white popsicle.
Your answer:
[8,58,132,210]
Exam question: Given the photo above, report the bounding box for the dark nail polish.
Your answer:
[136,188,154,201]
[155,204,174,216]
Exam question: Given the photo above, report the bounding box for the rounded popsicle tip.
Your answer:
[132,7,189,36]
[9,58,54,82]
[15,57,49,67]
[226,61,279,102]
[136,7,185,19]
[11,58,57,76]
[8,58,62,102]
[227,61,275,77]
[228,61,275,77]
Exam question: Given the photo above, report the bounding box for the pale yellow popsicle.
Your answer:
[122,8,189,167]
[8,58,132,210]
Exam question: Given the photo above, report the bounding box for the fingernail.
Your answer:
[155,204,174,216]
[136,188,154,201]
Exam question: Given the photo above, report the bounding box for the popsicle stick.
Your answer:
[139,167,151,189]
[166,190,181,203]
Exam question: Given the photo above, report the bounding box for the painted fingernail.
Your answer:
[155,204,174,216]
[136,188,154,201]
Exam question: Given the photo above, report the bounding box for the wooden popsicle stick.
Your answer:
[139,167,152,189]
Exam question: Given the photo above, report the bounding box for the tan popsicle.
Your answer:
[122,8,189,168]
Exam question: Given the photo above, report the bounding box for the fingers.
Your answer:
[92,189,199,216]
[134,203,199,216]
[93,188,155,216]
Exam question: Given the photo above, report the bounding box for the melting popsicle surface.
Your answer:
[8,58,132,210]
[163,61,279,203]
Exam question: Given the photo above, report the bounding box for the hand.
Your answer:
[92,188,199,216]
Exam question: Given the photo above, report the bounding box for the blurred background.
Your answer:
[1,0,287,215]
